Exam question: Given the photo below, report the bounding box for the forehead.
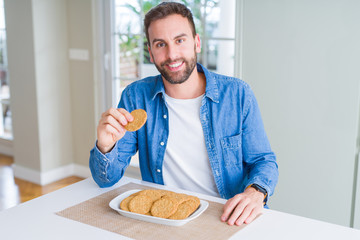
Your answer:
[148,14,193,41]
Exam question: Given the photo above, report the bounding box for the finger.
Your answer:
[227,198,250,225]
[103,123,125,138]
[221,196,241,222]
[235,204,253,226]
[118,108,134,122]
[102,107,118,118]
[244,206,263,224]
[106,108,128,126]
[102,114,124,133]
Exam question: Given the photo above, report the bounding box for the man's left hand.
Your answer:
[220,187,264,226]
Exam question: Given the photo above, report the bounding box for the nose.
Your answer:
[166,43,179,61]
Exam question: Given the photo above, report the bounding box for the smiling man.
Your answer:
[89,2,278,226]
[147,15,200,85]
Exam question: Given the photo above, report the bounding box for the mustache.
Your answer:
[161,58,185,67]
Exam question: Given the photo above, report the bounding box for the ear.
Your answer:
[148,45,154,63]
[195,34,201,53]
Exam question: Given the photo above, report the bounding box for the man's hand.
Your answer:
[96,108,134,154]
[221,187,264,226]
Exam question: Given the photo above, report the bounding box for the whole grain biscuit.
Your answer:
[121,189,201,220]
[164,191,191,204]
[187,196,201,210]
[128,195,153,214]
[124,109,147,132]
[137,189,164,202]
[168,200,195,220]
[120,195,134,211]
[186,197,201,215]
[150,196,179,218]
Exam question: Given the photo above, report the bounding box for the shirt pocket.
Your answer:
[221,134,243,167]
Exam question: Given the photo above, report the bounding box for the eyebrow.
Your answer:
[151,33,188,45]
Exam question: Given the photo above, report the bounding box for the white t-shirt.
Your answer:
[162,93,220,197]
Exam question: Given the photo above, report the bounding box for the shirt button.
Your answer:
[160,142,164,146]
[163,115,167,119]
[157,169,161,173]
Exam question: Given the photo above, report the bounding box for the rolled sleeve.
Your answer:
[89,141,124,187]
[242,87,279,197]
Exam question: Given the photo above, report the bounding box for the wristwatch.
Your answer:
[248,184,268,203]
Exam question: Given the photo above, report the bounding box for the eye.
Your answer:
[176,39,184,44]
[156,42,166,48]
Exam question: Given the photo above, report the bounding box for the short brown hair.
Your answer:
[144,2,196,44]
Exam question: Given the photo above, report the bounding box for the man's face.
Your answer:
[147,14,201,84]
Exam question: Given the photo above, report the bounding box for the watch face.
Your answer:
[252,184,267,195]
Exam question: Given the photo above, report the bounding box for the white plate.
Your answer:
[109,189,209,226]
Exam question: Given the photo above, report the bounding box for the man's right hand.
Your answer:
[96,108,134,154]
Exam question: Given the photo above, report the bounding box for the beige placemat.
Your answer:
[56,182,245,240]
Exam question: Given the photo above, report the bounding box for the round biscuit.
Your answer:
[164,192,191,204]
[150,196,179,219]
[128,195,153,214]
[186,196,201,212]
[168,200,195,220]
[137,189,163,202]
[120,195,134,211]
[124,109,147,132]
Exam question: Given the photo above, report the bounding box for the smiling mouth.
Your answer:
[169,62,182,68]
[166,61,184,71]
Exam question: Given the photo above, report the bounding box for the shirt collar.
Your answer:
[151,63,219,103]
[197,63,219,103]
[151,75,166,101]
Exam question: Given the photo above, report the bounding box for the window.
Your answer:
[0,0,12,140]
[111,0,236,105]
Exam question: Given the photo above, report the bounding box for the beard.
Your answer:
[152,50,197,85]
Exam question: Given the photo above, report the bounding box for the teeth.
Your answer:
[169,62,182,68]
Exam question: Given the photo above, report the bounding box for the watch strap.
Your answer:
[247,184,268,204]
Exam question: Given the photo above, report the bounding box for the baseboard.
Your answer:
[13,164,42,185]
[13,163,91,186]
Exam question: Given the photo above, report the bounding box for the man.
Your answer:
[90,2,278,226]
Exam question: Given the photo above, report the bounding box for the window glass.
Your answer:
[207,39,234,76]
[204,0,235,39]
[0,0,12,140]
[112,0,235,102]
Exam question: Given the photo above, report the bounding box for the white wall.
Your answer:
[67,0,96,168]
[5,0,42,171]
[241,0,360,227]
[32,0,73,172]
[4,0,96,184]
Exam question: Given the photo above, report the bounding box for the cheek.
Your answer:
[180,44,196,56]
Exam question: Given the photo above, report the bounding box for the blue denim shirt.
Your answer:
[89,63,278,200]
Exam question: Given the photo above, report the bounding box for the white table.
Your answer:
[1,177,360,240]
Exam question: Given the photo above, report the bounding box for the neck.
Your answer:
[163,70,206,99]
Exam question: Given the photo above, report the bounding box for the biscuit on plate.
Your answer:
[128,195,153,214]
[150,196,179,218]
[120,195,134,211]
[121,189,201,220]
[137,189,164,202]
[168,200,196,220]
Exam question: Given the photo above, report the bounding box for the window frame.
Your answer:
[0,0,13,140]
[98,0,243,111]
